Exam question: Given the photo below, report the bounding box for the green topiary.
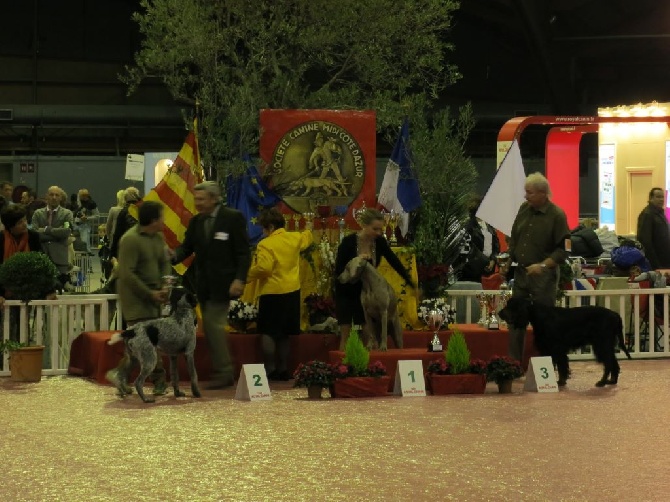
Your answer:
[445,329,471,375]
[0,251,59,302]
[342,327,369,376]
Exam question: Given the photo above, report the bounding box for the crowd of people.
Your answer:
[3,170,669,389]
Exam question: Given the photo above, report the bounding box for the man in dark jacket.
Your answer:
[636,187,670,269]
[172,181,251,389]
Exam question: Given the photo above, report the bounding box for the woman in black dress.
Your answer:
[334,208,414,350]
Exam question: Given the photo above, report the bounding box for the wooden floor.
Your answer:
[1,359,669,501]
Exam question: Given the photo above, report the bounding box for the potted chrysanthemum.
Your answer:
[486,355,524,393]
[293,360,335,399]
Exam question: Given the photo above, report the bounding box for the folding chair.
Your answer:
[628,280,665,352]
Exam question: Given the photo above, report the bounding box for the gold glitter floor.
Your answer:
[1,360,669,502]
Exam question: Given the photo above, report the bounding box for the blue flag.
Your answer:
[226,158,281,244]
[378,118,421,235]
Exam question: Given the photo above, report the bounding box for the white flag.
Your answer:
[476,140,526,236]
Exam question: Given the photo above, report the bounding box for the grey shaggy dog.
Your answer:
[108,288,201,403]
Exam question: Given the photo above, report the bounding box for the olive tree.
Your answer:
[123,0,462,175]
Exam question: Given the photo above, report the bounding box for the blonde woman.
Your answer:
[333,208,415,350]
[105,189,126,240]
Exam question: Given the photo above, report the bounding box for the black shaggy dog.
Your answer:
[499,297,632,387]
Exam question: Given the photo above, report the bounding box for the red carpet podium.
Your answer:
[68,331,339,384]
[68,324,535,386]
[329,325,536,390]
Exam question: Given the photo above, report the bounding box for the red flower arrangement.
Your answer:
[331,360,388,379]
[417,264,452,283]
[304,293,336,318]
[426,358,488,375]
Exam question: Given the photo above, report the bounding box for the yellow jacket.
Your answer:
[247,228,313,295]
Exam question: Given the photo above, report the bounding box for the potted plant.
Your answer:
[227,300,258,333]
[303,292,336,326]
[425,329,487,394]
[0,251,59,382]
[293,360,335,399]
[330,328,390,398]
[486,355,524,393]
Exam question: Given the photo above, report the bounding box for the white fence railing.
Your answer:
[0,294,122,376]
[2,287,668,377]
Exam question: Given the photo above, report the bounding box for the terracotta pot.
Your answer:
[497,379,513,394]
[307,385,323,399]
[427,373,486,395]
[330,376,391,398]
[9,346,44,382]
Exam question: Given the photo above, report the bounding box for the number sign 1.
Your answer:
[523,356,559,393]
[235,364,272,401]
[393,360,427,397]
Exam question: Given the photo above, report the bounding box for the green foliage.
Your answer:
[123,0,462,176]
[408,105,478,268]
[0,252,58,302]
[0,340,26,354]
[444,329,471,375]
[342,327,369,375]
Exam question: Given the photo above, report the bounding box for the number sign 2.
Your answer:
[235,364,272,401]
[523,356,559,393]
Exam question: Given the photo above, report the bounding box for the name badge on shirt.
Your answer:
[214,231,229,241]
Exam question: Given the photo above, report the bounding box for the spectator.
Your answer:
[247,207,313,380]
[0,204,44,308]
[636,187,670,269]
[460,194,500,282]
[0,181,13,210]
[105,189,126,241]
[171,181,251,390]
[106,200,170,396]
[507,172,570,364]
[32,186,75,290]
[73,189,99,255]
[20,188,47,225]
[110,187,141,259]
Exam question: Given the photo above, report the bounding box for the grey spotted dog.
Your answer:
[108,288,201,403]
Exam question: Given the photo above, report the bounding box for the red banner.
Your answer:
[259,109,376,227]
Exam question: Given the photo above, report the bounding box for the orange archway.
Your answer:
[497,115,670,229]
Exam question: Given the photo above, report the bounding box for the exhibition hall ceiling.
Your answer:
[0,0,668,154]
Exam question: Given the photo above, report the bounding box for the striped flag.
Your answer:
[133,120,203,275]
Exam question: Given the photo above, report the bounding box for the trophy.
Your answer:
[485,294,500,330]
[381,210,391,241]
[353,199,368,226]
[495,252,511,290]
[303,212,314,231]
[284,214,292,231]
[422,309,446,352]
[292,213,302,231]
[475,293,488,326]
[388,210,399,246]
[334,205,348,243]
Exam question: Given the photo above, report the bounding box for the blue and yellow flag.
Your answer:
[226,158,281,244]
